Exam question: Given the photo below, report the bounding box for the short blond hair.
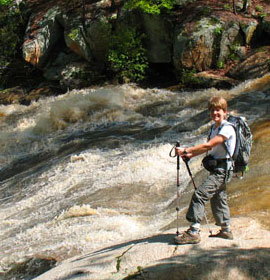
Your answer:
[208,96,228,112]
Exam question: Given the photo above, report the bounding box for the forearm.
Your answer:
[175,135,225,158]
[185,143,211,158]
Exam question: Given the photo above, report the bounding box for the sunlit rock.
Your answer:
[23,7,63,68]
[227,46,270,80]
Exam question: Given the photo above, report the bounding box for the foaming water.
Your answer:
[0,77,270,274]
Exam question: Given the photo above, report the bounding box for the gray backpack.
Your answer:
[209,115,252,175]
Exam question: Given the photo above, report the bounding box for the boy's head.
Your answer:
[208,96,228,112]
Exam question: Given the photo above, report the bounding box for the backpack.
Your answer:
[209,115,253,175]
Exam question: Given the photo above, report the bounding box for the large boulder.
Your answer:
[59,61,101,89]
[173,17,218,73]
[218,21,240,65]
[64,26,93,62]
[23,6,63,68]
[227,46,270,80]
[84,16,112,69]
[173,8,259,77]
[240,20,257,45]
[23,4,112,71]
[19,0,269,87]
[43,51,80,82]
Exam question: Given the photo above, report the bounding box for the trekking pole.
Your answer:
[182,154,213,235]
[176,142,181,236]
[169,141,181,236]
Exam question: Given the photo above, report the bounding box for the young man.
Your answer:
[174,96,236,244]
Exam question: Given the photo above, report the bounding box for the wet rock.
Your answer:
[0,85,63,105]
[33,217,270,280]
[2,257,57,280]
[0,87,27,105]
[173,110,209,132]
[227,46,270,80]
[193,71,239,89]
[59,61,101,89]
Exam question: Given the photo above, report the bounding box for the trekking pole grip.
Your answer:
[176,142,180,170]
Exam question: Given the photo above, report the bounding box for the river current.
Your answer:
[0,75,270,277]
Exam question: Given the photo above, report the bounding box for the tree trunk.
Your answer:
[242,0,249,12]
[232,0,237,14]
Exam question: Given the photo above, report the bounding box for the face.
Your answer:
[210,107,227,125]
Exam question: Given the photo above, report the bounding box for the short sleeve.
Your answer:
[218,124,235,140]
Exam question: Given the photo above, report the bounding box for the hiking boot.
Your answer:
[174,229,201,245]
[209,229,233,240]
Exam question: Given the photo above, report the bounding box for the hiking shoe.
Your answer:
[209,230,233,240]
[174,229,201,245]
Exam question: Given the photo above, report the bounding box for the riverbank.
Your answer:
[32,216,270,280]
[32,116,270,280]
[0,83,269,280]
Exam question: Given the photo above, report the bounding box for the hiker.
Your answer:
[174,96,236,244]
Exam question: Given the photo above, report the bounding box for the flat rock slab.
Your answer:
[34,217,270,280]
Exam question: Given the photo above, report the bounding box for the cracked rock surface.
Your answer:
[34,217,270,280]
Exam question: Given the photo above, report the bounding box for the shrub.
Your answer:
[217,60,224,69]
[124,0,175,15]
[0,0,27,86]
[224,3,232,11]
[180,68,202,86]
[228,43,240,61]
[108,25,149,83]
[255,5,263,12]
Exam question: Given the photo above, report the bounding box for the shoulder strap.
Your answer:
[215,121,235,159]
[221,122,235,160]
[208,122,234,159]
[207,124,215,141]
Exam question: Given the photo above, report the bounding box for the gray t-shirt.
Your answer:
[209,120,236,159]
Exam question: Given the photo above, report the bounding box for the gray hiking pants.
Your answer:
[186,168,233,227]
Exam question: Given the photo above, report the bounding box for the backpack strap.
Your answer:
[208,122,234,160]
[206,124,215,155]
[219,122,236,174]
[216,122,234,158]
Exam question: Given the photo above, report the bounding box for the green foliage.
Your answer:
[209,17,220,25]
[217,60,224,69]
[258,12,267,19]
[108,25,149,83]
[255,5,263,12]
[214,26,222,35]
[255,5,267,18]
[0,0,26,82]
[68,28,80,40]
[224,3,232,11]
[180,68,202,86]
[0,0,13,5]
[124,0,175,15]
[228,43,240,61]
[200,5,211,17]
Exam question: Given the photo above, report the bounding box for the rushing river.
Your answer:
[0,75,270,278]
